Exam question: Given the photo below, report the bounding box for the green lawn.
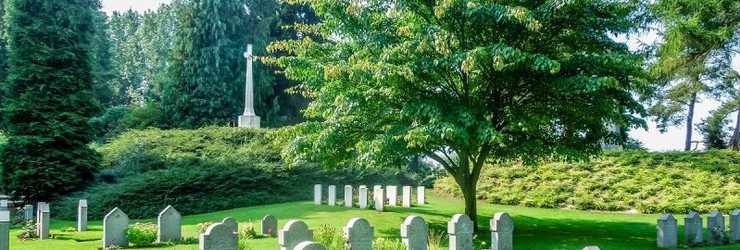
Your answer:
[9,192,737,249]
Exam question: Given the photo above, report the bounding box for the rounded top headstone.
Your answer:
[204,222,234,236]
[448,214,473,234]
[401,215,428,237]
[491,212,514,232]
[295,241,327,250]
[221,217,238,233]
[284,220,310,231]
[344,218,374,241]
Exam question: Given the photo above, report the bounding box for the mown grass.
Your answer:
[436,150,740,214]
[8,192,739,249]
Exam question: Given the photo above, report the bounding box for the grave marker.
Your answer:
[401,215,428,250]
[295,241,326,250]
[359,186,368,209]
[344,218,374,250]
[328,185,337,206]
[448,214,473,250]
[374,188,384,212]
[158,205,182,243]
[731,209,740,243]
[78,200,87,232]
[708,210,725,245]
[657,213,677,248]
[491,212,514,250]
[23,205,33,222]
[262,215,278,237]
[199,221,238,250]
[279,220,314,250]
[684,211,703,246]
[0,210,9,250]
[103,207,129,248]
[402,186,412,207]
[344,185,354,208]
[38,203,50,240]
[417,186,425,204]
[314,184,322,205]
[386,186,397,206]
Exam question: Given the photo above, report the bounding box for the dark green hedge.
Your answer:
[55,127,417,220]
[435,150,740,214]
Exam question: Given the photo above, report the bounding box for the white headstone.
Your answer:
[103,207,129,248]
[279,220,314,250]
[0,210,9,250]
[708,210,725,245]
[295,241,326,250]
[158,205,182,243]
[657,213,677,248]
[262,215,278,237]
[35,202,45,237]
[199,221,238,250]
[343,218,374,250]
[38,203,50,240]
[582,247,600,250]
[401,215,428,250]
[374,188,384,212]
[78,200,88,232]
[358,187,368,209]
[344,185,353,208]
[328,185,337,206]
[491,212,514,250]
[448,214,474,250]
[417,186,425,204]
[314,184,322,205]
[24,205,33,221]
[402,186,412,207]
[386,186,398,206]
[731,209,740,243]
[684,211,703,246]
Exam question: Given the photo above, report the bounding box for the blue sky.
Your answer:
[102,0,740,151]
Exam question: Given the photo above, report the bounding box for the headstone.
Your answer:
[417,186,425,204]
[374,188,384,212]
[386,186,398,206]
[35,202,45,236]
[103,207,129,248]
[373,185,382,193]
[656,213,677,248]
[222,217,238,234]
[708,210,725,245]
[402,186,412,207]
[684,211,703,246]
[295,241,326,250]
[38,203,50,240]
[314,184,322,205]
[261,215,278,237]
[448,214,474,250]
[238,44,260,128]
[344,185,354,208]
[401,215,428,250]
[491,212,514,250]
[199,221,238,250]
[0,200,6,211]
[23,205,33,221]
[0,210,9,250]
[158,205,182,243]
[358,186,368,209]
[343,218,374,250]
[328,185,337,206]
[279,220,314,250]
[731,209,740,243]
[78,200,88,232]
[582,247,600,250]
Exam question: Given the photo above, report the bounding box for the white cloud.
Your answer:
[101,0,173,14]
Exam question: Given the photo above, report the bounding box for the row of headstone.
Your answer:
[102,206,182,249]
[658,210,740,248]
[276,212,514,250]
[313,184,426,209]
[199,215,278,250]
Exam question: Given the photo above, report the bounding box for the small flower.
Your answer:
[473,234,478,240]
[481,241,487,246]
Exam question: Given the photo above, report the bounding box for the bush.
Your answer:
[435,150,740,213]
[126,222,157,246]
[55,127,419,220]
[16,220,38,240]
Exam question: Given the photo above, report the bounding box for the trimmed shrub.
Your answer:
[126,222,157,246]
[435,150,740,214]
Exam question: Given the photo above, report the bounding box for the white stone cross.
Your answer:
[239,44,261,128]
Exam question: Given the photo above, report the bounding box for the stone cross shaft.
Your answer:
[243,44,256,117]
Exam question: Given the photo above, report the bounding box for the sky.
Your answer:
[102,0,740,151]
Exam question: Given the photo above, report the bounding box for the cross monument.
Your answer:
[238,44,261,128]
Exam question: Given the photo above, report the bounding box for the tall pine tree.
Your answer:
[164,0,278,128]
[1,0,101,202]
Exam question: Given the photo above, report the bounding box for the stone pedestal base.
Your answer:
[238,115,261,128]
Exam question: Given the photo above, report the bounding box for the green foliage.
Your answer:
[89,103,167,143]
[61,226,76,233]
[196,222,213,234]
[16,220,37,240]
[436,150,740,213]
[372,237,406,250]
[164,0,279,128]
[314,224,344,250]
[126,222,157,247]
[240,221,259,239]
[699,110,731,149]
[267,0,648,228]
[54,127,418,220]
[1,0,102,202]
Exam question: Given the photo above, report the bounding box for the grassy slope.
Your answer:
[9,192,737,250]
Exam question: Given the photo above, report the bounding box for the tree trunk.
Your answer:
[456,174,479,231]
[731,110,740,151]
[685,92,697,151]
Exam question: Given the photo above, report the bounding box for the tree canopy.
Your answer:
[269,0,648,229]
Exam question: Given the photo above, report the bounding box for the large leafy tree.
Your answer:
[164,0,278,128]
[1,0,101,202]
[269,0,647,229]
[649,0,740,151]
